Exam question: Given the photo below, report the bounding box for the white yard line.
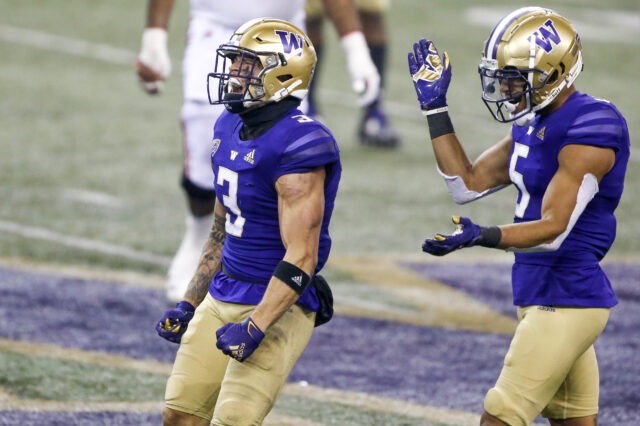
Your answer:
[0,24,419,119]
[60,188,124,209]
[0,24,135,64]
[0,220,170,266]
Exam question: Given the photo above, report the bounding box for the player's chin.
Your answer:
[509,96,527,114]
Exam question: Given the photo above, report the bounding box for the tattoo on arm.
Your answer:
[184,212,226,305]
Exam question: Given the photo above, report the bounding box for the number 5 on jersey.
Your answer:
[217,166,245,237]
[509,142,530,218]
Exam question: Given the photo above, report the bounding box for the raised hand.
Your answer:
[408,39,451,110]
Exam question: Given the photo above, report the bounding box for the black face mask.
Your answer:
[237,97,301,141]
[223,92,247,114]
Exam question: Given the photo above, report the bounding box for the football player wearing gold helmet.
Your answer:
[136,0,377,305]
[156,18,341,426]
[409,7,629,426]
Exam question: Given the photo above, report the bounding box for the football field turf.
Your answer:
[1,0,639,424]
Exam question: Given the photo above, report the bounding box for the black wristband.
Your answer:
[479,226,502,248]
[426,110,455,139]
[273,261,311,295]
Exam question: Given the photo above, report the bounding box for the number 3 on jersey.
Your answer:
[509,142,530,218]
[216,166,245,237]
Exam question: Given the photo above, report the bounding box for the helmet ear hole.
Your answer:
[548,69,559,84]
[277,74,293,83]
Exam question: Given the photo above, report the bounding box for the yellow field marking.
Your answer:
[0,254,516,333]
[0,256,164,290]
[328,254,517,335]
[282,382,480,425]
[0,386,321,425]
[264,412,326,426]
[0,338,481,424]
[0,338,171,376]
[3,253,635,337]
[0,388,163,412]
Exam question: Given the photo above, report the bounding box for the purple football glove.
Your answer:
[216,317,265,362]
[422,216,482,256]
[155,301,195,344]
[408,39,452,110]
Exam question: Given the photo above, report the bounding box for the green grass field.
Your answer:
[1,0,638,275]
[0,1,638,424]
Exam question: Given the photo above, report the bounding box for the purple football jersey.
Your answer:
[208,107,341,311]
[509,92,629,307]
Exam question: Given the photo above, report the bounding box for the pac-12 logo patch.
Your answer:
[275,30,304,57]
[211,138,221,156]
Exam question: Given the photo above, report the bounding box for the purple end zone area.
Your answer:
[0,263,638,424]
[0,412,161,426]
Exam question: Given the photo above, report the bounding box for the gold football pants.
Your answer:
[165,293,315,425]
[484,305,610,425]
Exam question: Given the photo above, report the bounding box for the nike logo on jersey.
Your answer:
[536,127,546,140]
[244,149,255,164]
[230,150,239,160]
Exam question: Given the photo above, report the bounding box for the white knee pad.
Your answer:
[166,212,213,302]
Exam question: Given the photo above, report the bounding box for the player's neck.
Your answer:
[540,86,577,117]
[239,97,300,140]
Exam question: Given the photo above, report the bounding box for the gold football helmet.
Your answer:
[208,18,317,112]
[478,7,583,124]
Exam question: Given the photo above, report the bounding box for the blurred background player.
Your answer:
[155,18,341,425]
[305,0,400,148]
[135,0,378,303]
[409,7,629,426]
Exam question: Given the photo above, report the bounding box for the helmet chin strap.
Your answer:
[504,101,536,127]
[509,37,538,127]
[505,36,537,127]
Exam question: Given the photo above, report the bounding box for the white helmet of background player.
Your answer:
[208,18,317,112]
[478,7,583,126]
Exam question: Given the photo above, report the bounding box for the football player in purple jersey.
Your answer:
[408,7,629,426]
[155,18,341,425]
[136,0,376,304]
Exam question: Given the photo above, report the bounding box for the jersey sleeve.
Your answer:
[561,103,626,152]
[274,124,340,181]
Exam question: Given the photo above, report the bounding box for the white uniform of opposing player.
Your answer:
[137,0,379,302]
[178,2,307,303]
[182,1,306,189]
